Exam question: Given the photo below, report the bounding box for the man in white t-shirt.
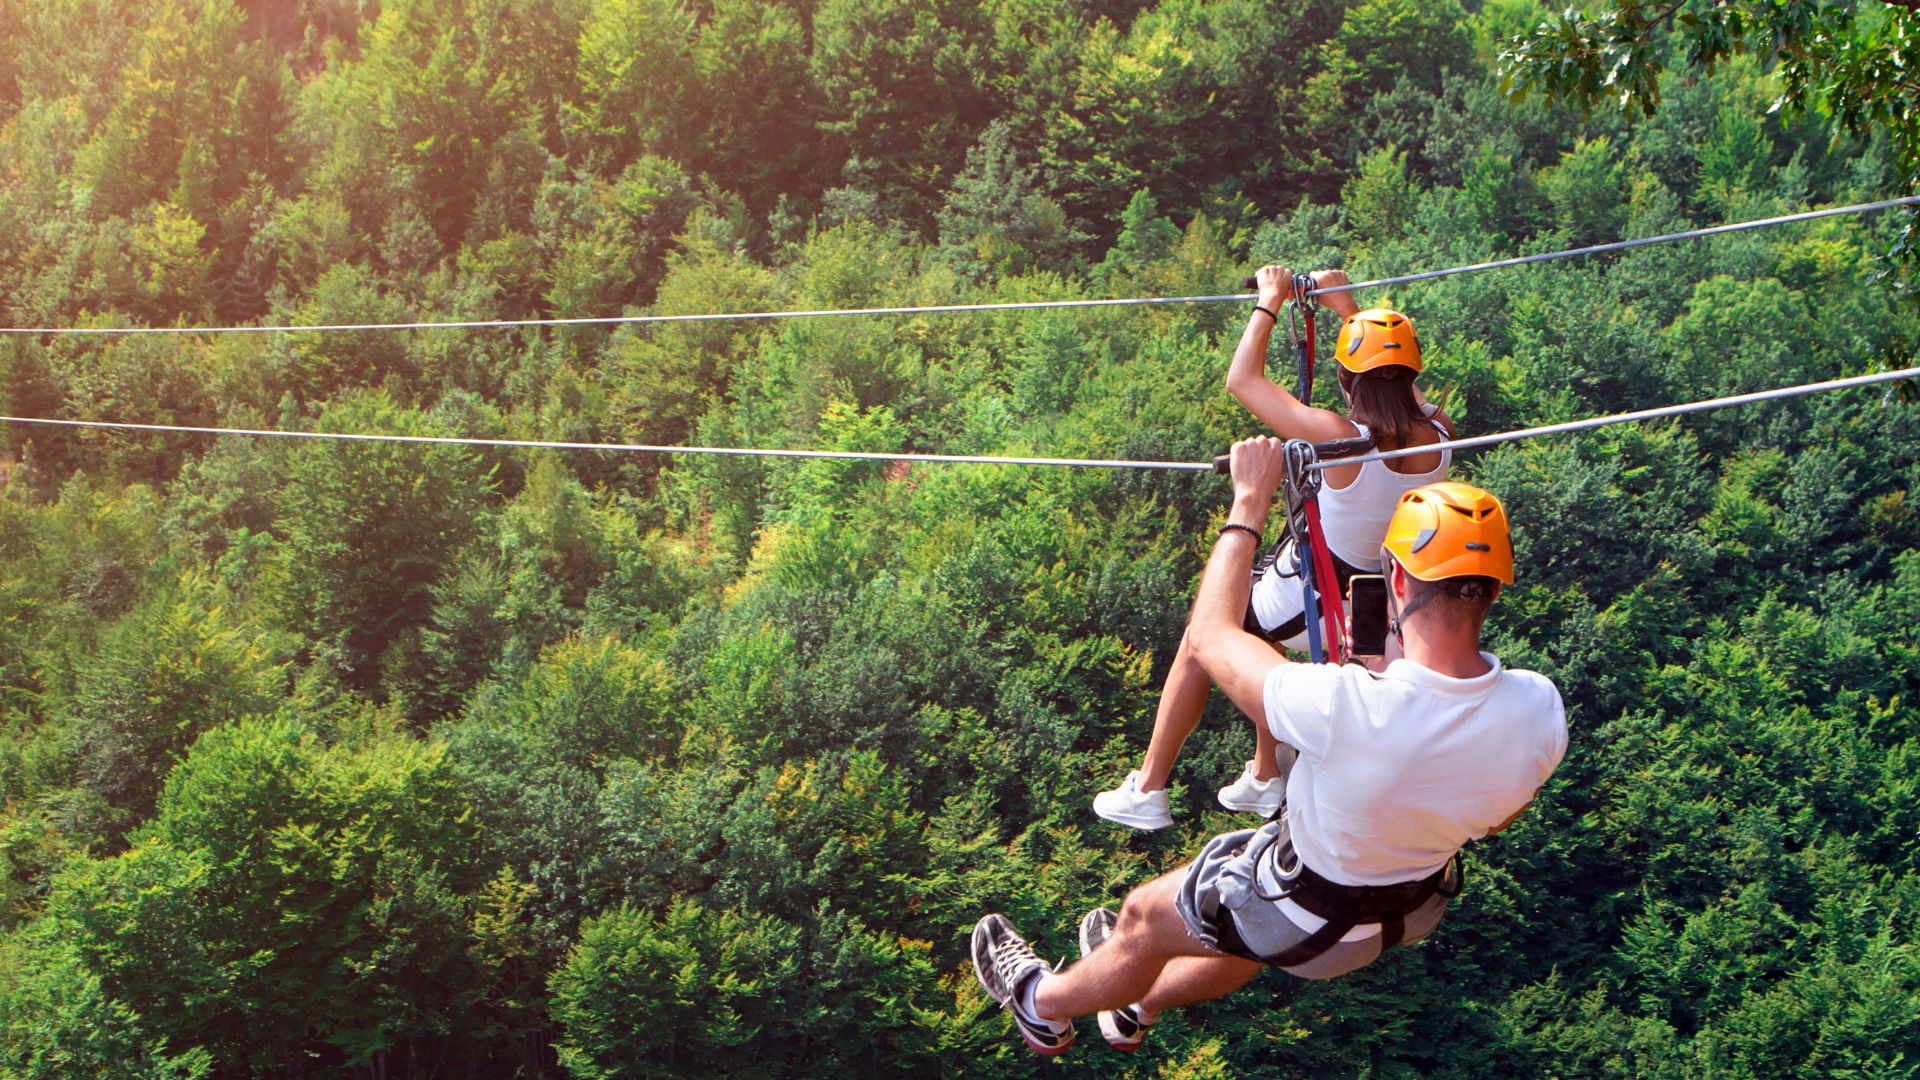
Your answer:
[969,436,1567,1057]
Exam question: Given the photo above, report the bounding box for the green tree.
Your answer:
[938,120,1086,280]
[303,0,585,245]
[1498,2,1920,261]
[1342,145,1420,246]
[686,0,825,212]
[1320,0,1474,97]
[550,899,942,1079]
[278,264,416,403]
[466,634,680,768]
[1092,189,1181,289]
[606,217,776,448]
[66,0,293,222]
[71,570,292,842]
[811,0,997,228]
[0,920,215,1077]
[565,0,697,172]
[1041,0,1336,230]
[1536,137,1627,246]
[272,392,497,694]
[44,717,485,1070]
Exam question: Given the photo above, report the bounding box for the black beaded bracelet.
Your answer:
[1252,304,1279,323]
[1216,522,1263,546]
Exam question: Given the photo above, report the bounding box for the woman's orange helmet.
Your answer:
[1335,308,1422,374]
[1380,481,1514,584]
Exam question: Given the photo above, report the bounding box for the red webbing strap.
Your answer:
[1300,498,1347,664]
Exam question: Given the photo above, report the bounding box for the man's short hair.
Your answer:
[1403,573,1498,628]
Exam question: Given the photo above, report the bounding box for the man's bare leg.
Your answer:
[1136,954,1263,1020]
[1030,872,1224,1021]
[1137,633,1213,792]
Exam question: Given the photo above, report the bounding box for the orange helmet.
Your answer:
[1335,308,1421,374]
[1380,481,1514,584]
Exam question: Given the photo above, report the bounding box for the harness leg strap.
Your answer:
[1379,914,1405,952]
[1264,916,1358,970]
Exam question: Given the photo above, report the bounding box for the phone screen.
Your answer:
[1347,575,1389,657]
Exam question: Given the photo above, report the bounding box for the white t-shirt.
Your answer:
[1263,653,1567,887]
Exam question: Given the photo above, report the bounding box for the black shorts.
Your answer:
[1242,537,1366,646]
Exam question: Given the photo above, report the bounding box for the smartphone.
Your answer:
[1346,574,1389,658]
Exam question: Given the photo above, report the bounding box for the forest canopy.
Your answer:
[1,0,1917,1076]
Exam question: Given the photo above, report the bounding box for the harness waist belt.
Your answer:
[1243,835,1463,969]
[1284,859,1456,923]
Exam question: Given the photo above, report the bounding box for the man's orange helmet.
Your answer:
[1380,481,1514,584]
[1335,308,1422,374]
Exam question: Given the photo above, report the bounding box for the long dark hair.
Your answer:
[1337,366,1424,448]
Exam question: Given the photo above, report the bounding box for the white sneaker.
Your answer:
[1092,772,1173,831]
[1217,760,1283,815]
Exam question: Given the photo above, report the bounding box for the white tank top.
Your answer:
[1317,414,1450,569]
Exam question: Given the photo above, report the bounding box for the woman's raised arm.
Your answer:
[1227,265,1363,443]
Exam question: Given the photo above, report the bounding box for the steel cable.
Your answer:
[2,196,1914,336]
[3,366,1914,472]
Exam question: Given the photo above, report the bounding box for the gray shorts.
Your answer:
[1173,811,1450,980]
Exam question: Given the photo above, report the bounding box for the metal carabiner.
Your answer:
[1290,272,1316,313]
[1280,438,1327,662]
[1282,438,1321,503]
[1252,828,1305,902]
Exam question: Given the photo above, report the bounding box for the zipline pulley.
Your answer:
[1288,272,1317,405]
[1280,438,1354,666]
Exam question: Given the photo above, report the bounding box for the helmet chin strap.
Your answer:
[1391,577,1492,643]
[1388,585,1437,644]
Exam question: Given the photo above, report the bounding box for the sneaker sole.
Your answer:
[1216,792,1283,815]
[1019,1029,1075,1056]
[1097,1012,1146,1052]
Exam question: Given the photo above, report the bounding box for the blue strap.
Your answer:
[1297,544,1325,663]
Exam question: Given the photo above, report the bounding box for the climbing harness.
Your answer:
[1282,440,1331,663]
[1275,277,1364,664]
[1219,810,1463,968]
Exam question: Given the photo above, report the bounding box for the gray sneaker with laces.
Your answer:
[970,914,1074,1055]
[1077,907,1153,1052]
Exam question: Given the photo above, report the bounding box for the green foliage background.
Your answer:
[0,0,1917,1075]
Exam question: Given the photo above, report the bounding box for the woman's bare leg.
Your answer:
[1251,724,1296,782]
[1136,632,1212,792]
[1140,630,1300,790]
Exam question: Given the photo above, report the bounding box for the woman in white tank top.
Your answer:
[1094,266,1456,831]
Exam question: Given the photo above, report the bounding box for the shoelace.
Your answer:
[991,933,1042,987]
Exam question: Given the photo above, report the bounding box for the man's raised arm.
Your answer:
[1186,437,1292,722]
